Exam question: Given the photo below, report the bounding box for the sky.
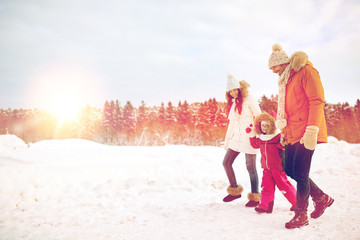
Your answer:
[0,0,359,110]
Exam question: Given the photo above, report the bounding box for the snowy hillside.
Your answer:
[0,135,359,240]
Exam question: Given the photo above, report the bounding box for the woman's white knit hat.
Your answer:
[268,43,290,69]
[226,73,240,91]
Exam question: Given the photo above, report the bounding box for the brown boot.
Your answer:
[310,194,334,219]
[285,212,309,229]
[245,193,261,207]
[223,185,243,202]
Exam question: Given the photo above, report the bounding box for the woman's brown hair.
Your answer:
[225,80,250,115]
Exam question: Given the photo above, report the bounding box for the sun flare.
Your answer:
[52,92,82,122]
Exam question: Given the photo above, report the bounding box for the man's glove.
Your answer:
[300,126,319,150]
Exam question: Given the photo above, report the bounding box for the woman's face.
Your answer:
[229,89,239,99]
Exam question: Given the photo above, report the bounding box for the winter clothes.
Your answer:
[282,52,328,145]
[310,193,334,219]
[258,169,296,211]
[250,113,284,171]
[245,193,261,207]
[300,125,319,150]
[224,94,261,154]
[222,77,260,204]
[223,150,259,193]
[251,132,283,171]
[269,44,333,227]
[249,113,297,212]
[226,74,240,91]
[281,50,332,218]
[285,212,309,229]
[268,43,290,69]
[223,184,244,202]
[284,143,325,213]
[227,185,243,196]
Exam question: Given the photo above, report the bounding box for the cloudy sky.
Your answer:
[0,0,359,110]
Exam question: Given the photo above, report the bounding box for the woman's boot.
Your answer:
[245,193,261,207]
[223,185,243,202]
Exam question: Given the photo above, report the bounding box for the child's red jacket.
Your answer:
[249,133,284,171]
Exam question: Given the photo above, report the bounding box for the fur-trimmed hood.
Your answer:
[290,51,308,72]
[254,113,276,135]
[225,80,249,101]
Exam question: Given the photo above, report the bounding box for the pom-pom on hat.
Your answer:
[226,73,240,91]
[268,43,290,69]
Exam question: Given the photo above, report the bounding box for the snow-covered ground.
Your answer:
[0,134,359,240]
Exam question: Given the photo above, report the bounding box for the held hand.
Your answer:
[300,126,319,150]
[275,119,287,130]
[280,134,285,146]
[245,124,252,133]
[276,143,285,150]
[245,124,255,137]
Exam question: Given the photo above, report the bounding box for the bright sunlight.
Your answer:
[52,91,82,122]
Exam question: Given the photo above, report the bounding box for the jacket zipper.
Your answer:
[264,142,269,170]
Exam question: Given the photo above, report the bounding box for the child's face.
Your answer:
[261,123,269,133]
[229,89,239,99]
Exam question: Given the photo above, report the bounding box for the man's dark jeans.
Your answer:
[284,142,324,213]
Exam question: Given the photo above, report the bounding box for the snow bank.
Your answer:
[0,134,27,152]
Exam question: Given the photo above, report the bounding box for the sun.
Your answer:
[52,91,82,122]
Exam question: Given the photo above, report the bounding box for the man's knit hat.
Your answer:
[226,73,240,91]
[268,43,290,69]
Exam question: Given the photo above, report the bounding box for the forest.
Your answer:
[1,95,360,145]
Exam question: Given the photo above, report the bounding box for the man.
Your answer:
[268,44,334,229]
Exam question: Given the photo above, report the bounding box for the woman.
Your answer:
[222,74,261,207]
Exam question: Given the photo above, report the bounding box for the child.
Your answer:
[246,112,296,213]
[222,74,261,207]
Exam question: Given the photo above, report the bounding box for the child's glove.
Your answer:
[300,126,319,150]
[280,134,285,146]
[276,143,285,150]
[245,124,255,137]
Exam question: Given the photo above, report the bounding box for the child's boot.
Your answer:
[255,201,274,213]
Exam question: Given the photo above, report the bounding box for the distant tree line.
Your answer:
[1,96,359,145]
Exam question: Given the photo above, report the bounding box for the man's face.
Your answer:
[271,64,288,76]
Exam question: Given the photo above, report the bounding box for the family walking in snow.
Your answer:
[221,43,334,229]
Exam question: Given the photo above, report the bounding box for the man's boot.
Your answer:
[285,212,309,229]
[310,194,334,219]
